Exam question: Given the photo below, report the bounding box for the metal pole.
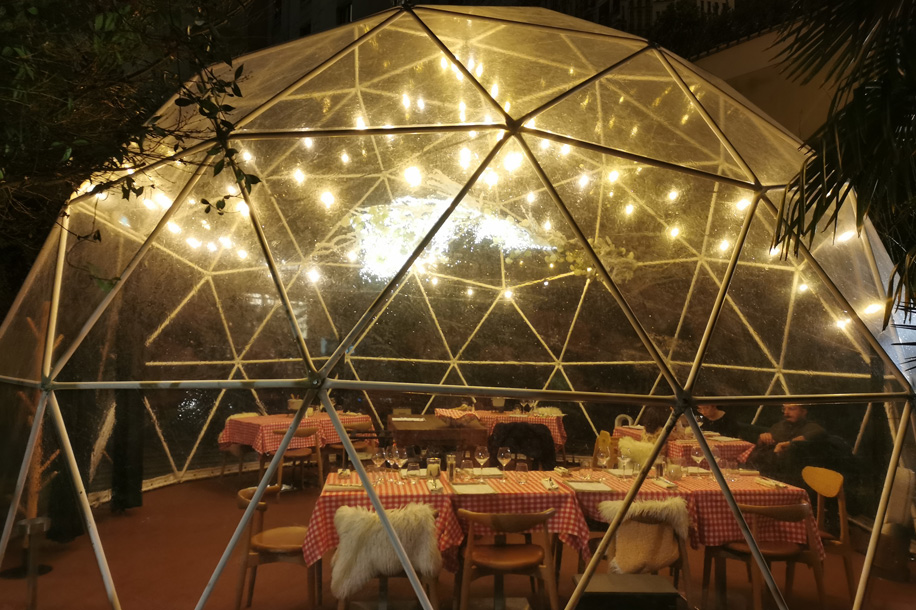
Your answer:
[0,393,49,567]
[853,402,874,455]
[684,408,789,610]
[853,400,913,610]
[194,389,317,610]
[565,408,678,610]
[317,390,434,610]
[46,392,122,610]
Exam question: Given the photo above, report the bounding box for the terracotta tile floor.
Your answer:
[1,474,914,610]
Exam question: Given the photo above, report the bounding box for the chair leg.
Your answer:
[234,558,248,610]
[812,558,827,610]
[317,558,323,606]
[701,549,712,610]
[424,574,439,610]
[246,565,259,608]
[842,552,857,599]
[785,561,795,599]
[459,566,472,610]
[749,562,763,610]
[237,452,245,477]
[714,556,726,610]
[220,453,229,478]
[494,575,505,610]
[541,565,560,610]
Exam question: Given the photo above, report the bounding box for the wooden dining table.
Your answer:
[613,427,756,468]
[387,414,488,454]
[218,412,373,454]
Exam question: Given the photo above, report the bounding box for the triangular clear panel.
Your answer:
[416,9,645,118]
[672,59,806,186]
[532,52,748,180]
[244,15,500,131]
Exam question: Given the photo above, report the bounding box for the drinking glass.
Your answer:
[406,462,420,485]
[395,446,409,485]
[618,448,632,476]
[516,462,529,484]
[426,457,441,480]
[459,459,474,483]
[579,458,592,480]
[474,446,489,480]
[371,448,386,484]
[497,447,512,479]
[691,446,705,473]
[667,460,684,481]
[385,446,398,483]
[595,448,610,471]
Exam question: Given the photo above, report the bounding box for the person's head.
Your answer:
[782,404,807,423]
[696,404,722,419]
[640,406,671,434]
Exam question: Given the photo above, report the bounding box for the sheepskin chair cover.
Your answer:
[618,436,656,469]
[331,503,442,599]
[598,497,688,574]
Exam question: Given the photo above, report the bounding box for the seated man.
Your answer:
[749,404,826,483]
[696,404,740,438]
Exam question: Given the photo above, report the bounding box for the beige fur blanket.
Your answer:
[598,498,688,574]
[331,503,442,599]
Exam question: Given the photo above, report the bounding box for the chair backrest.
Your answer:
[614,414,634,428]
[331,503,441,599]
[458,508,555,534]
[803,466,850,541]
[738,502,819,550]
[271,426,319,438]
[597,498,688,574]
[227,412,260,421]
[488,422,556,470]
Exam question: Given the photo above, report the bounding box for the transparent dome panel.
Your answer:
[526,133,755,385]
[415,9,645,118]
[532,51,748,181]
[0,383,39,527]
[244,14,500,132]
[672,59,806,187]
[416,6,643,38]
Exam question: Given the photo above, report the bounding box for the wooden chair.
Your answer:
[803,466,857,599]
[327,421,376,469]
[259,427,323,488]
[702,503,825,610]
[219,413,260,477]
[456,508,559,610]
[332,505,441,610]
[235,486,319,610]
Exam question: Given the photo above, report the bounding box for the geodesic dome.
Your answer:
[1,5,914,606]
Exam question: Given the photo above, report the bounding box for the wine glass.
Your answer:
[497,447,512,479]
[618,448,632,476]
[385,445,398,483]
[395,446,409,485]
[406,462,420,485]
[371,447,386,485]
[516,462,529,484]
[595,448,610,471]
[691,446,705,474]
[474,446,489,480]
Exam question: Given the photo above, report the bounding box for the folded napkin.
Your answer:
[687,466,709,475]
[652,477,678,489]
[736,469,759,476]
[566,481,610,492]
[541,478,560,491]
[452,483,496,495]
[755,477,787,488]
[391,417,426,422]
[324,483,365,492]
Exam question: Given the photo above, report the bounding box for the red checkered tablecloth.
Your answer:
[301,472,464,567]
[476,411,567,446]
[434,408,480,422]
[613,426,646,440]
[218,413,373,455]
[448,472,589,560]
[558,471,823,558]
[613,429,754,468]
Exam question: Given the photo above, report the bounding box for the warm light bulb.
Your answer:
[440,57,448,69]
[237,249,248,259]
[154,192,172,209]
[798,283,809,292]
[504,290,513,299]
[431,277,439,285]
[540,139,550,150]
[736,198,751,210]
[320,191,335,208]
[527,192,535,203]
[417,98,425,110]
[525,119,535,128]
[143,198,156,210]
[340,152,350,163]
[484,170,498,187]
[667,190,678,202]
[624,204,634,215]
[475,63,483,77]
[237,201,249,216]
[303,137,313,149]
[836,318,850,329]
[669,227,680,238]
[96,191,109,201]
[201,220,211,230]
[404,166,422,187]
[561,144,570,155]
[293,168,305,184]
[307,268,321,283]
[719,240,729,252]
[466,288,474,296]
[207,242,217,252]
[838,230,855,242]
[402,94,410,109]
[490,83,499,98]
[219,236,232,247]
[543,220,552,231]
[347,250,357,262]
[459,147,472,169]
[242,151,253,161]
[769,247,780,256]
[167,222,181,234]
[578,174,589,188]
[355,117,366,129]
[227,185,238,196]
[186,238,202,249]
[608,170,619,183]
[864,303,882,314]
[503,153,522,172]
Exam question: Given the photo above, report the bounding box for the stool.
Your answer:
[573,573,680,610]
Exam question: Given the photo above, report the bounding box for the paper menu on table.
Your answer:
[451,483,496,495]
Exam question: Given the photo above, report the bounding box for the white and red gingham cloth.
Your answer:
[556,471,824,558]
[218,413,373,455]
[302,470,591,569]
[301,472,464,568]
[613,428,754,468]
[433,409,567,446]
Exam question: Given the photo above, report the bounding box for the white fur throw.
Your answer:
[331,503,441,599]
[597,498,689,574]
[618,437,655,470]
